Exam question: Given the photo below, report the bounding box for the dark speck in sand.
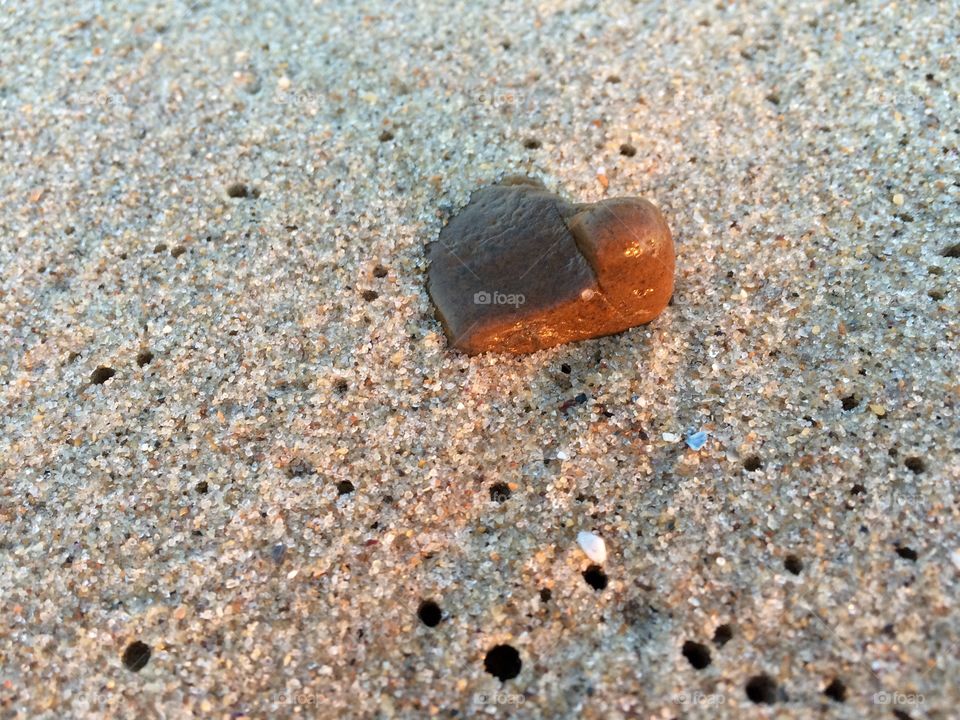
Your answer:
[226,182,254,199]
[90,366,116,385]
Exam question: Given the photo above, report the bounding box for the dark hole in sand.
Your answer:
[489,483,511,502]
[484,644,521,681]
[743,455,763,472]
[682,640,711,669]
[226,182,250,198]
[745,674,778,704]
[784,554,803,575]
[91,366,116,385]
[896,546,917,561]
[582,565,608,591]
[122,640,151,672]
[417,600,442,627]
[840,394,858,411]
[824,678,847,702]
[904,456,925,474]
[713,623,733,647]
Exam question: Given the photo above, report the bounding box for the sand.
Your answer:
[1,1,958,718]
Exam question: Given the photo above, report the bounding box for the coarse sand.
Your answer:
[1,1,958,718]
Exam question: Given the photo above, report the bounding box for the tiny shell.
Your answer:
[577,531,607,564]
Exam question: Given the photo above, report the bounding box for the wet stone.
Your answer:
[426,177,674,354]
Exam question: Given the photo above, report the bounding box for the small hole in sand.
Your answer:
[91,366,116,385]
[904,456,925,473]
[484,644,521,681]
[171,245,186,258]
[539,588,552,602]
[489,483,511,502]
[743,455,762,471]
[195,480,208,494]
[682,641,711,669]
[337,480,355,495]
[334,379,349,394]
[895,546,917,561]
[824,678,847,702]
[417,600,442,627]
[373,264,389,278]
[137,350,154,367]
[122,641,151,672]
[523,137,542,150]
[840,394,858,411]
[582,565,608,591]
[745,674,778,704]
[606,74,621,84]
[379,129,394,142]
[361,290,379,302]
[784,554,803,575]
[713,623,733,647]
[619,143,637,157]
[226,182,250,198]
[941,242,960,258]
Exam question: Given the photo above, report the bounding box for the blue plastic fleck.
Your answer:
[686,431,708,451]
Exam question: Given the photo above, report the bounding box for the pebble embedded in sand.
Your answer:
[426,177,674,354]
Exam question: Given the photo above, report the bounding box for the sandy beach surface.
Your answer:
[2,1,958,718]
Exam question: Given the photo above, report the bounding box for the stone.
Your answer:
[426,177,674,354]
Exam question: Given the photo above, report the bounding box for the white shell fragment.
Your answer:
[577,531,607,564]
